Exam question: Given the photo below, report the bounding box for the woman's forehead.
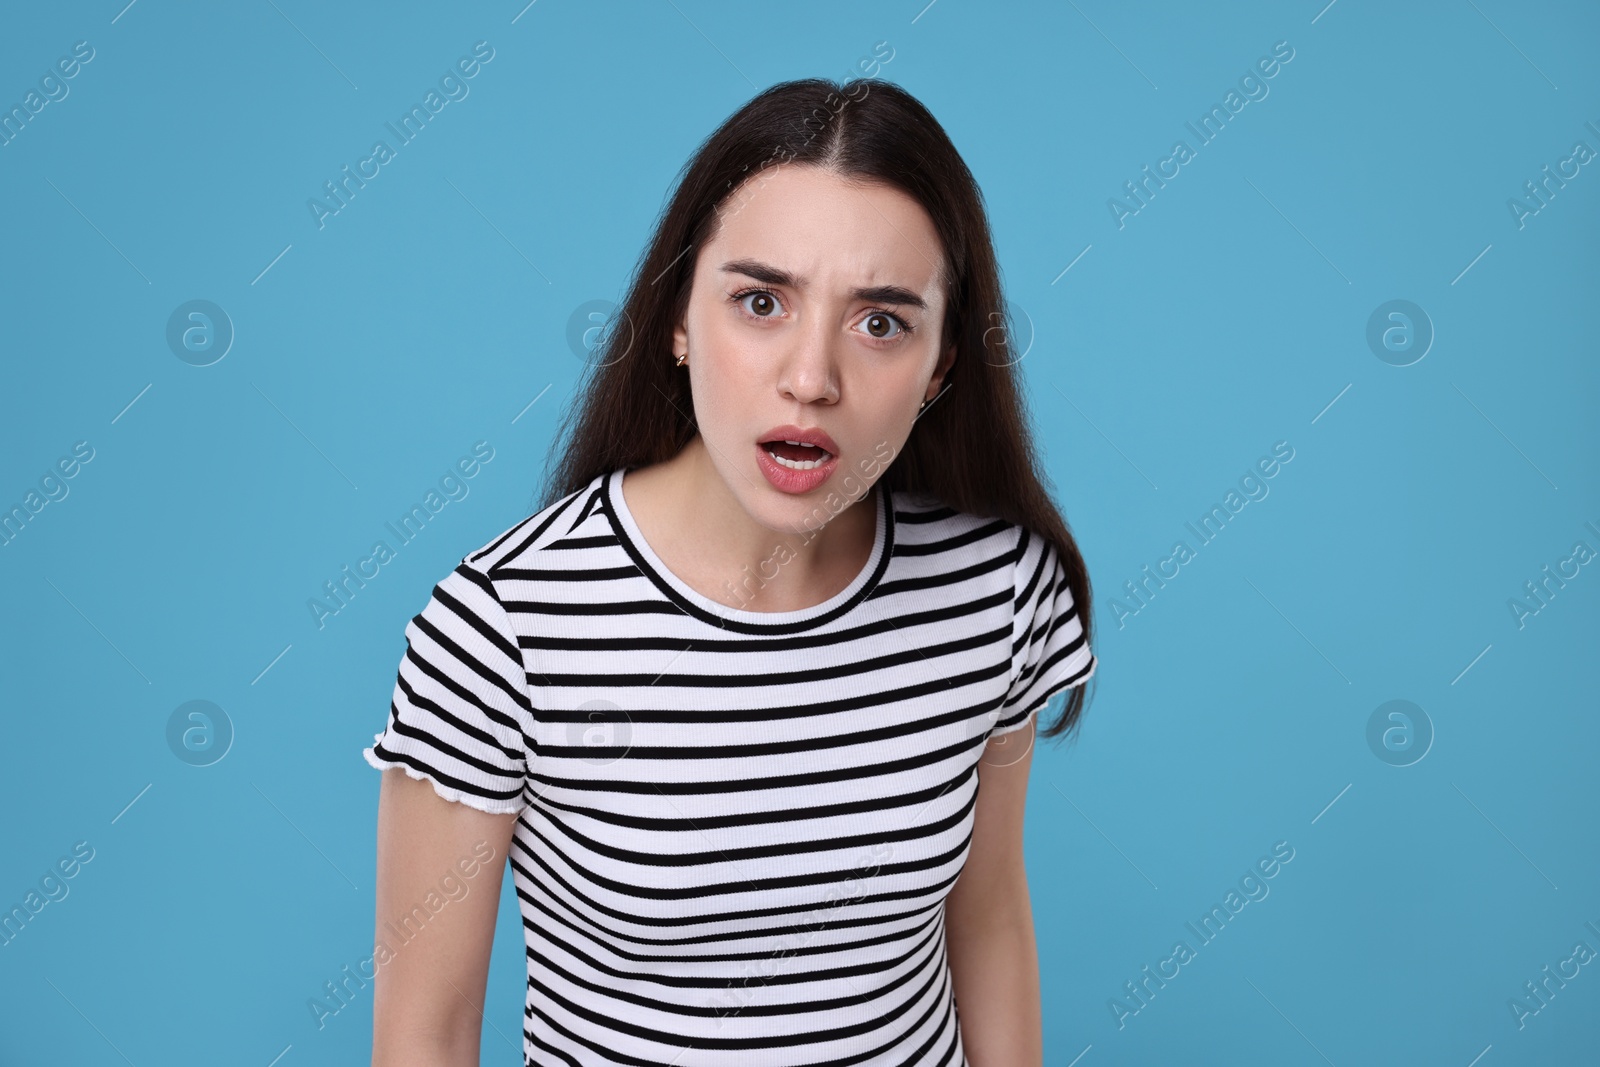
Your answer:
[707,167,944,296]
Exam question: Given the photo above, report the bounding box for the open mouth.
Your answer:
[760,440,834,471]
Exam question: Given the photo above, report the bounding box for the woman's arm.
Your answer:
[371,768,520,1067]
[944,720,1043,1067]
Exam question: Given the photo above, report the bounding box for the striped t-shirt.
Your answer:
[363,465,1096,1066]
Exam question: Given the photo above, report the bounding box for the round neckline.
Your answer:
[603,466,893,633]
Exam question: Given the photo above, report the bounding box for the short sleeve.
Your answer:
[363,559,533,815]
[991,528,1097,738]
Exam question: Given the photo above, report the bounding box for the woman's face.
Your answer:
[675,164,954,530]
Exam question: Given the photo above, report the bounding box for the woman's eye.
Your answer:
[857,311,910,341]
[736,290,782,318]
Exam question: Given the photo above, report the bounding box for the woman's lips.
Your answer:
[755,441,838,494]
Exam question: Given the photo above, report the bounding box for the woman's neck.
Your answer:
[620,437,878,614]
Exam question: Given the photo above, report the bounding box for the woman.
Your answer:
[364,76,1096,1066]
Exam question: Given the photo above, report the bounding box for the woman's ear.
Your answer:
[672,316,688,360]
[927,340,957,398]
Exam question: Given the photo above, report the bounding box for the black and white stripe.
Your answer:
[365,467,1095,1066]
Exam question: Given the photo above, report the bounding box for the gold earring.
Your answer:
[675,352,687,366]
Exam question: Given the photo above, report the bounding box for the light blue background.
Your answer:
[2,1,1596,1064]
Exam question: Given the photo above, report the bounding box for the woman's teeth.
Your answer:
[771,453,828,470]
[764,441,832,470]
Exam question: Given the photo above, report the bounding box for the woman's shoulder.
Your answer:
[886,485,1026,559]
[457,471,611,579]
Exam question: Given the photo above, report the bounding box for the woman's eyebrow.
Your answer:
[719,258,927,310]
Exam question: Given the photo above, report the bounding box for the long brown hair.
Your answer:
[538,77,1095,741]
